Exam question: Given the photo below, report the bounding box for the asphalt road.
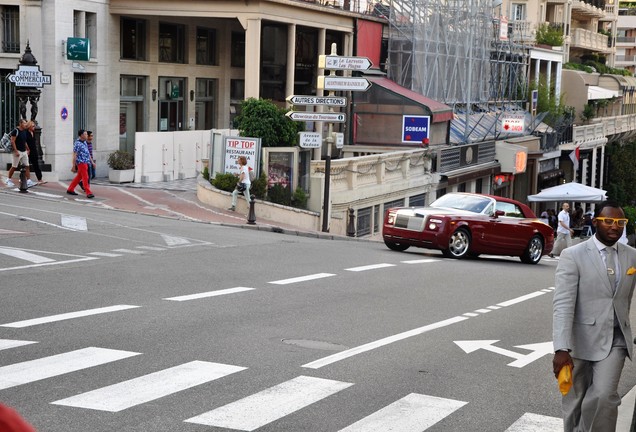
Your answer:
[1,191,636,432]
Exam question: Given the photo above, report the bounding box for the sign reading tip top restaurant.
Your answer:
[7,65,51,88]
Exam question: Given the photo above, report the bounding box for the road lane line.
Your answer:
[338,393,467,432]
[112,248,145,254]
[164,287,255,301]
[400,259,441,264]
[0,305,140,328]
[52,361,246,412]
[474,309,492,314]
[87,252,123,257]
[504,413,562,431]
[185,376,353,430]
[345,263,395,272]
[304,289,552,369]
[269,273,336,285]
[303,316,468,369]
[0,339,38,351]
[136,246,167,251]
[0,347,140,391]
[0,247,55,264]
[497,291,546,307]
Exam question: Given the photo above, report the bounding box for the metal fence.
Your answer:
[0,70,17,134]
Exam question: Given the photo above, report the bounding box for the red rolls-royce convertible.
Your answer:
[382,193,555,264]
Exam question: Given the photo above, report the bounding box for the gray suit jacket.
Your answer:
[553,238,636,361]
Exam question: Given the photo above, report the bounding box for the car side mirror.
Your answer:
[493,210,505,218]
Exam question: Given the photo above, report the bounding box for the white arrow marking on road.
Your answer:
[161,234,191,246]
[454,340,554,368]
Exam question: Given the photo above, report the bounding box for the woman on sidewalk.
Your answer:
[228,156,251,211]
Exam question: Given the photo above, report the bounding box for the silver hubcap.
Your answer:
[529,238,542,262]
[449,231,469,256]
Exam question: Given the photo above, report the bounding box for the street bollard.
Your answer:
[247,194,256,225]
[18,165,28,193]
[346,207,356,237]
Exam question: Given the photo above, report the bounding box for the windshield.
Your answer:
[430,194,493,214]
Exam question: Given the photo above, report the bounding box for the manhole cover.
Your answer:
[281,339,347,351]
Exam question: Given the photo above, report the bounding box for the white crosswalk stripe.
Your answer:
[0,347,140,391]
[339,393,467,431]
[0,339,38,351]
[52,361,246,412]
[184,375,353,431]
[504,413,563,431]
[0,305,141,328]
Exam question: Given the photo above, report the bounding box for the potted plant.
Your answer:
[107,150,135,183]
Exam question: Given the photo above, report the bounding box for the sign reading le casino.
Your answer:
[7,65,52,88]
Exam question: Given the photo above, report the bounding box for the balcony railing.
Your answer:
[571,0,606,19]
[571,28,610,52]
[616,36,636,45]
[615,55,636,65]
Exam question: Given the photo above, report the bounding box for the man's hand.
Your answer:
[553,351,574,379]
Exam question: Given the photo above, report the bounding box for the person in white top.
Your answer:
[550,202,574,258]
[228,156,251,212]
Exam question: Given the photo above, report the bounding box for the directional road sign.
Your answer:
[317,76,371,92]
[298,132,322,148]
[286,95,347,107]
[319,55,372,71]
[286,111,346,123]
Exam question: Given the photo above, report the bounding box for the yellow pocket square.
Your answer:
[627,267,636,276]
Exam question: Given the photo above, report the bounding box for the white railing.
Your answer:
[571,28,609,52]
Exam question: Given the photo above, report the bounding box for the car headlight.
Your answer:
[428,218,443,230]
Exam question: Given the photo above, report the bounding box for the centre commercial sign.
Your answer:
[7,65,51,88]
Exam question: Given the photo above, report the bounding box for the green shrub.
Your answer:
[211,171,268,199]
[535,23,564,47]
[212,172,238,192]
[202,166,209,180]
[107,150,134,170]
[268,184,292,206]
[234,98,303,147]
[581,103,596,122]
[291,187,308,209]
[250,172,267,199]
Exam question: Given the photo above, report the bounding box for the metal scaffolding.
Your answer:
[386,0,532,142]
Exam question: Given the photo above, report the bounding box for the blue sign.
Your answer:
[60,107,68,120]
[402,115,430,143]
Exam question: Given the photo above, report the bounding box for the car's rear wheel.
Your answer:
[384,239,410,251]
[521,235,543,264]
[443,228,471,259]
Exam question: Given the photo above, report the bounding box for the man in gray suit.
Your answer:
[553,200,636,431]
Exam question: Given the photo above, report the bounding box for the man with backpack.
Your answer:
[3,120,30,187]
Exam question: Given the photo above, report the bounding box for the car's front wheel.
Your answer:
[384,239,410,251]
[443,228,471,259]
[520,235,544,264]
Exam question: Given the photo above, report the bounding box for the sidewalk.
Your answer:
[3,176,367,242]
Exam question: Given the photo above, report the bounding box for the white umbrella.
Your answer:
[527,182,607,203]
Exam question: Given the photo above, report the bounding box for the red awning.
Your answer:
[367,77,454,123]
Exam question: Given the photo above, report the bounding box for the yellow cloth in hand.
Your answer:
[558,364,572,396]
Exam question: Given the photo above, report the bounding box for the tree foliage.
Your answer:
[606,141,636,208]
[234,98,303,147]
